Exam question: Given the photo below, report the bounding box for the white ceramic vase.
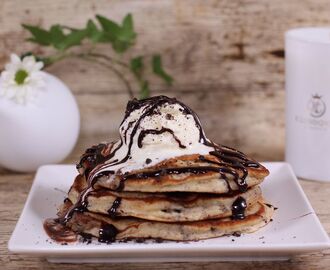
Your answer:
[0,72,80,172]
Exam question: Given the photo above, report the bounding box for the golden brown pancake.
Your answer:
[68,174,262,222]
[93,154,269,194]
[58,200,274,242]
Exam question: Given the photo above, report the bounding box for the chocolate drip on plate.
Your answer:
[43,218,77,243]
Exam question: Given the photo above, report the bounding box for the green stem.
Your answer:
[47,51,130,69]
[45,52,68,66]
[86,52,130,69]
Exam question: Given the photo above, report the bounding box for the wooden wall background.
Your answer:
[1,0,330,161]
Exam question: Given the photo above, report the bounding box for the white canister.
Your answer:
[285,27,330,182]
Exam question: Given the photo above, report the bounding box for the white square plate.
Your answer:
[8,162,330,263]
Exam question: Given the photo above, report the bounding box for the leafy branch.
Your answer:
[22,13,173,99]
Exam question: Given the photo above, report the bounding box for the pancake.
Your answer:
[91,153,269,194]
[68,174,262,222]
[55,199,274,242]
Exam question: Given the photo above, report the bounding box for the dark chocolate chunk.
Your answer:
[98,223,118,244]
[231,196,247,220]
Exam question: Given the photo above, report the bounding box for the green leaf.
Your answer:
[87,20,98,32]
[117,29,136,45]
[96,14,120,40]
[122,14,133,33]
[152,55,173,85]
[118,13,136,46]
[139,80,150,99]
[86,19,104,43]
[86,20,98,39]
[49,25,66,48]
[57,29,87,51]
[111,31,136,53]
[130,56,143,77]
[95,14,136,53]
[50,25,65,40]
[22,24,52,46]
[111,40,129,53]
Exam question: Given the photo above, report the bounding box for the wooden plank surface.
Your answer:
[1,0,330,160]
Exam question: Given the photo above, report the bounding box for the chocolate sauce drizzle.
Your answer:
[76,143,109,178]
[138,127,186,149]
[231,196,247,220]
[122,166,245,192]
[45,96,262,243]
[108,197,122,218]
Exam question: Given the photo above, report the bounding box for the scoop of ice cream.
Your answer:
[120,99,201,149]
[89,96,213,176]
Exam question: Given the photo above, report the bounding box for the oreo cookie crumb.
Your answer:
[135,238,145,243]
[155,238,163,243]
[166,113,174,120]
[232,232,241,237]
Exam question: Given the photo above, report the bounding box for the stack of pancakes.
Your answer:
[45,96,274,243]
[53,147,273,243]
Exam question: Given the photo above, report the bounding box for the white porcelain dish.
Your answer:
[8,162,330,263]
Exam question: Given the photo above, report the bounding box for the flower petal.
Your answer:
[22,56,36,72]
[10,54,21,64]
[33,61,44,72]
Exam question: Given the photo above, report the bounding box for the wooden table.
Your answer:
[1,141,330,270]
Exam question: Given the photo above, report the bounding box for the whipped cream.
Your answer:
[91,96,214,178]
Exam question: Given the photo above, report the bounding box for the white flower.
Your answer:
[0,54,45,104]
